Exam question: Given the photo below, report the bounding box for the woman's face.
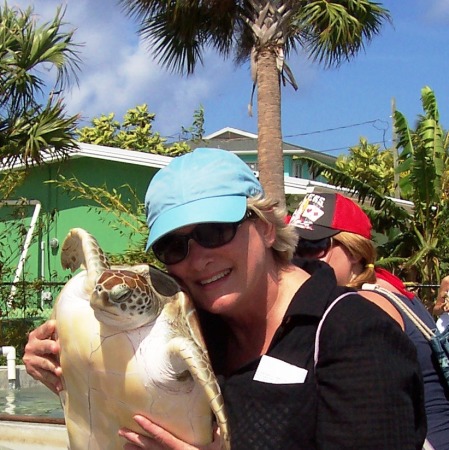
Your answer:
[320,240,359,285]
[164,217,276,317]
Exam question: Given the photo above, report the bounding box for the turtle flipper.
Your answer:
[60,228,110,290]
[168,335,230,450]
[167,294,231,450]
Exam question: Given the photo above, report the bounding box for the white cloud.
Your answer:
[12,0,237,136]
[425,0,449,23]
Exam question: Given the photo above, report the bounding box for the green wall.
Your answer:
[1,157,158,286]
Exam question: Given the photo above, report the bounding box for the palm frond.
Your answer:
[0,3,81,166]
[293,0,391,68]
[0,5,81,117]
[1,100,79,167]
[120,0,236,74]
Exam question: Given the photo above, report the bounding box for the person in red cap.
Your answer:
[291,192,449,450]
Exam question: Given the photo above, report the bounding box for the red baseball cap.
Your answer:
[290,193,372,240]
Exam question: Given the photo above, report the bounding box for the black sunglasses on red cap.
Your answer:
[295,237,333,259]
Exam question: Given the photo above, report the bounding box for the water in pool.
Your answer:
[0,385,63,418]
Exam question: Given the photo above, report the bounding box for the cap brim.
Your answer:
[146,195,247,250]
[295,224,340,241]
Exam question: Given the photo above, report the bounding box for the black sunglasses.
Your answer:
[153,212,253,265]
[295,237,333,259]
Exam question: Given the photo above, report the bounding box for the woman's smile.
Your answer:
[199,269,232,286]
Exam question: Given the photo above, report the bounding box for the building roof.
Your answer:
[188,126,336,165]
[1,142,172,171]
[4,126,334,169]
[2,133,413,209]
[2,140,333,195]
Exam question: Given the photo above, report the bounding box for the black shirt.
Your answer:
[200,260,426,449]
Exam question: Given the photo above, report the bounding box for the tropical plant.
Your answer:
[0,3,82,328]
[119,0,390,209]
[335,137,395,196]
[76,103,203,156]
[0,3,81,167]
[180,105,205,142]
[392,86,449,288]
[293,86,449,306]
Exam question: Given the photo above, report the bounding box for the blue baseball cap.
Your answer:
[145,148,263,250]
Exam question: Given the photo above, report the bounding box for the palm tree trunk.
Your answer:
[256,46,286,210]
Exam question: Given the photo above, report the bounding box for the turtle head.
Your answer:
[90,266,182,330]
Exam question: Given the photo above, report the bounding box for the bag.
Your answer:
[362,283,449,391]
[428,326,449,387]
[315,289,436,450]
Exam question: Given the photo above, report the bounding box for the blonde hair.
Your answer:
[247,195,297,267]
[332,231,377,288]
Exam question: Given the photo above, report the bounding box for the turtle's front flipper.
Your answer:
[168,294,231,450]
[167,336,230,450]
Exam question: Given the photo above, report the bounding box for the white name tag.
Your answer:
[253,355,308,384]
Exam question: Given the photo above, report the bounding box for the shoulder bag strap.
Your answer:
[313,292,357,369]
[362,283,435,341]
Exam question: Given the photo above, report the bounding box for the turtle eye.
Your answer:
[110,285,132,303]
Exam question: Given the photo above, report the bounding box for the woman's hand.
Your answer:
[119,415,222,450]
[23,319,63,394]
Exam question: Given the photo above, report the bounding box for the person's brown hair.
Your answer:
[333,231,377,288]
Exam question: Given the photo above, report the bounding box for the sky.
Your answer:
[11,0,449,157]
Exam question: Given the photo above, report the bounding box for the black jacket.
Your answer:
[201,259,426,449]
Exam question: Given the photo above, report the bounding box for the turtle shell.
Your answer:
[54,228,230,450]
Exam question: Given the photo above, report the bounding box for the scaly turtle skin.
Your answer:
[54,228,230,450]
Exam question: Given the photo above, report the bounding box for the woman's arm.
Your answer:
[23,320,63,394]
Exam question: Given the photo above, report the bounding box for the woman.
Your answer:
[24,149,426,449]
[434,275,449,333]
[291,192,449,450]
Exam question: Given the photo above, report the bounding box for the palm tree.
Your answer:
[119,0,390,209]
[0,3,81,167]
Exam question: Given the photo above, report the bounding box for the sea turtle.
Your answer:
[53,227,230,450]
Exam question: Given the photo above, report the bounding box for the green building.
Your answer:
[1,128,338,313]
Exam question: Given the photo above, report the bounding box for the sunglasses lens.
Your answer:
[153,234,189,265]
[153,222,240,264]
[194,222,238,248]
[295,237,332,258]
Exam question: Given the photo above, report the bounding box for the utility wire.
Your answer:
[285,118,391,154]
[165,118,392,154]
[319,140,392,154]
[284,119,378,138]
[165,118,390,142]
[284,118,389,138]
